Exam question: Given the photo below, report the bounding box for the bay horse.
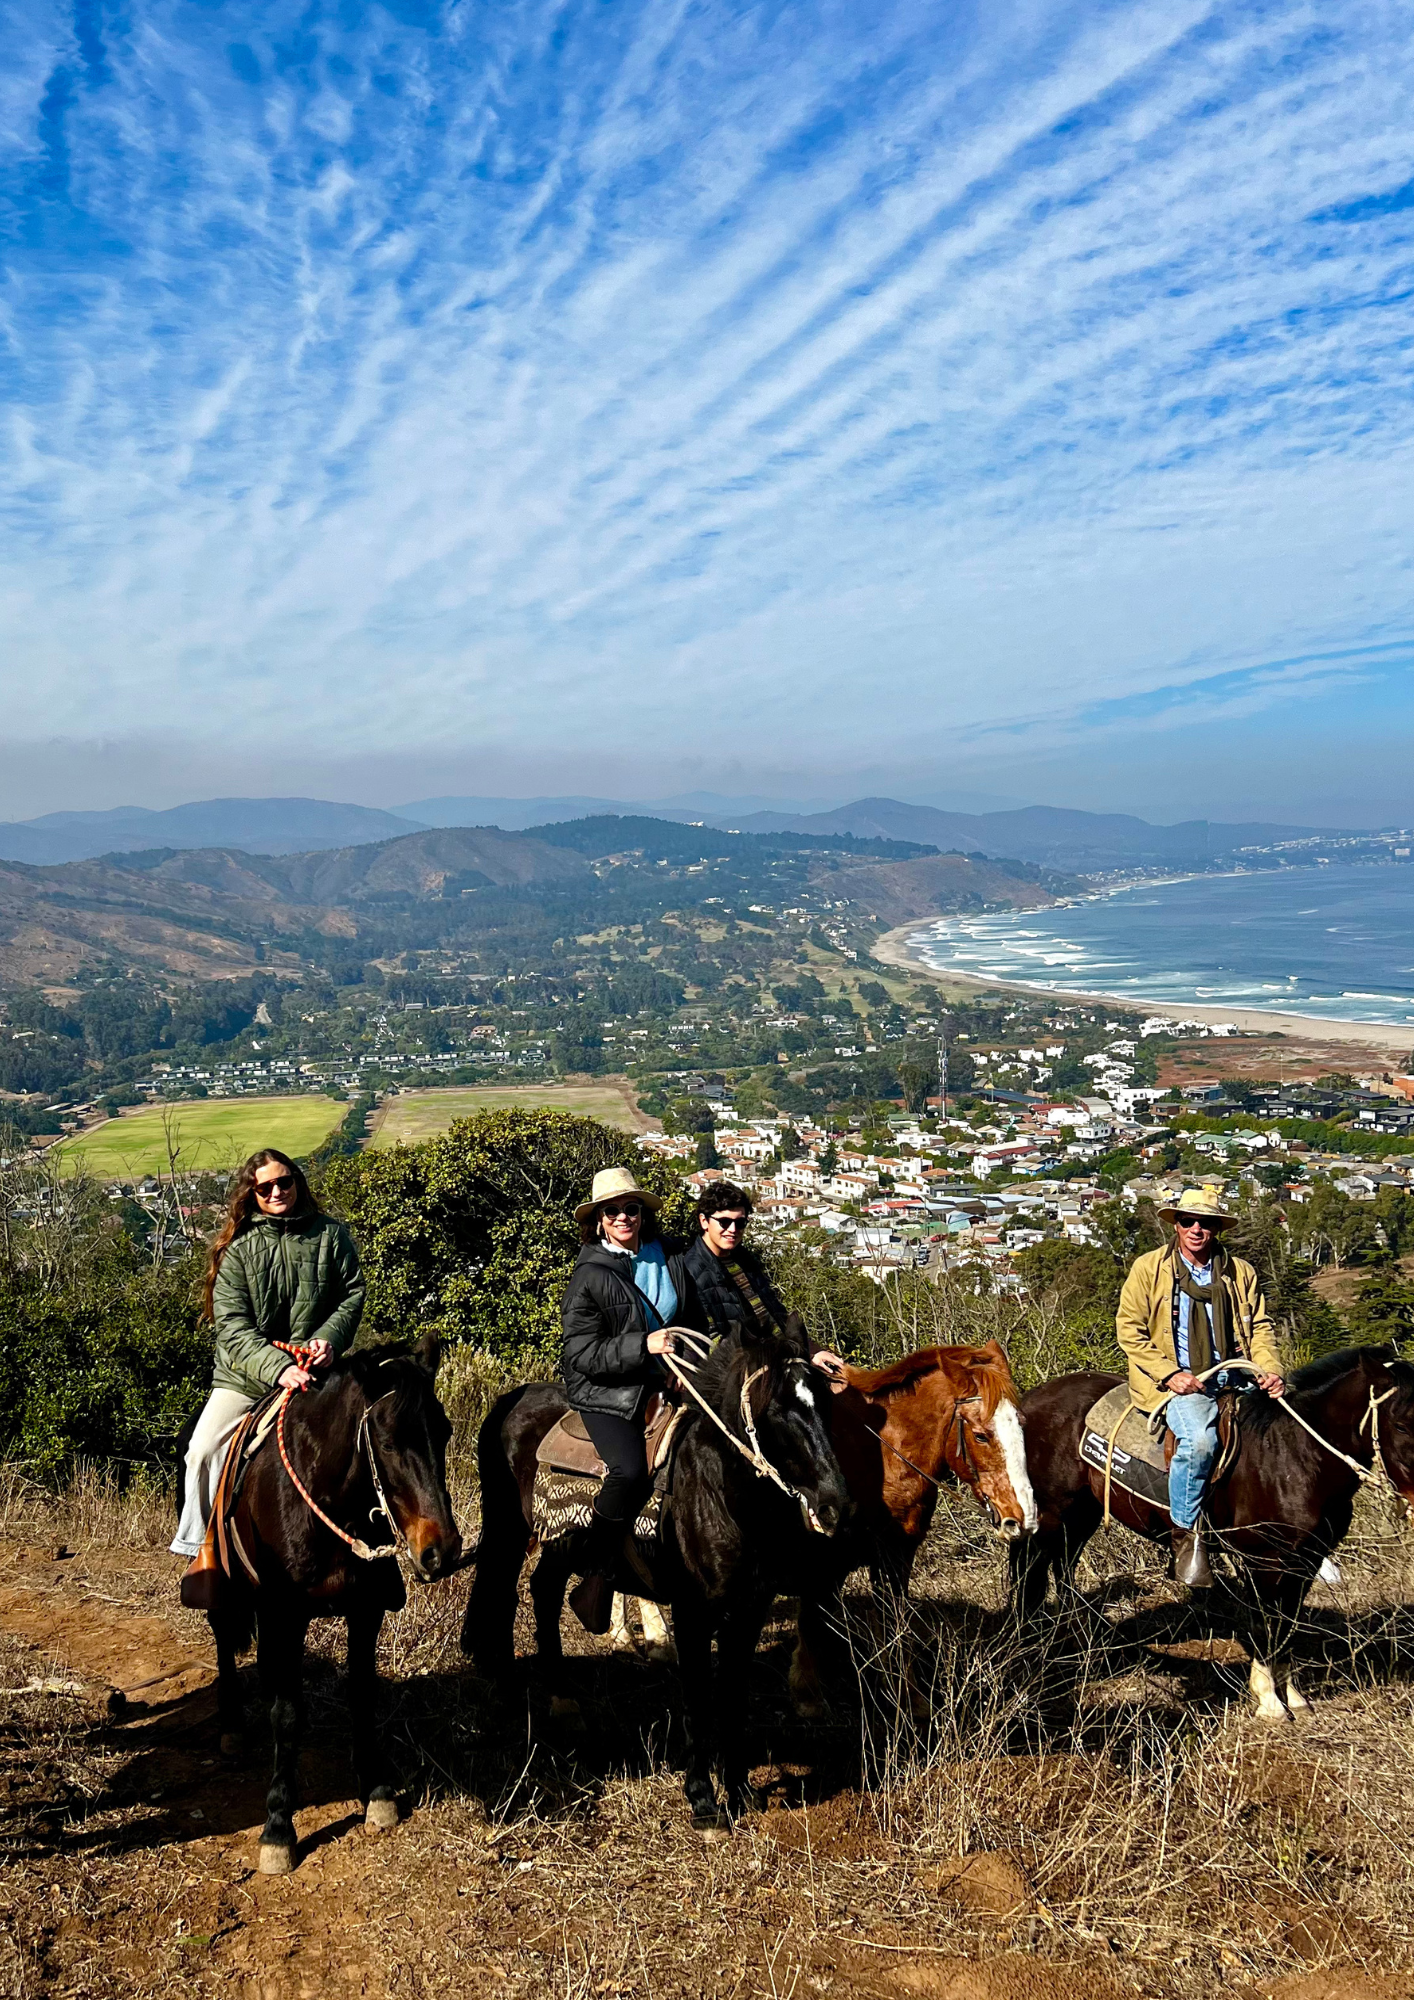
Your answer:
[789,1340,1038,1718]
[1010,1344,1414,1721]
[460,1317,850,1833]
[188,1334,462,1872]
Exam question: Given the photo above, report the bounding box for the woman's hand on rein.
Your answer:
[304,1338,334,1367]
[278,1363,315,1393]
[646,1330,677,1356]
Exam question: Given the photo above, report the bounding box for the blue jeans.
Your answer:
[1165,1386,1223,1530]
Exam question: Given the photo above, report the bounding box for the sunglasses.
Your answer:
[1174,1214,1216,1229]
[709,1215,748,1231]
[255,1173,296,1196]
[601,1201,643,1218]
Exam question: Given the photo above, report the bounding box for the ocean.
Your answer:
[907,863,1414,1026]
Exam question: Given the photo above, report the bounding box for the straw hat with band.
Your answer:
[574,1166,663,1227]
[1157,1186,1236,1227]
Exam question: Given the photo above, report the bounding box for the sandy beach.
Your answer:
[875,922,1414,1059]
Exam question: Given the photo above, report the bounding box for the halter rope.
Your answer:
[271,1341,404,1563]
[659,1332,830,1535]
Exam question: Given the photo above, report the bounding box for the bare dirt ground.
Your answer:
[2,1478,1413,2000]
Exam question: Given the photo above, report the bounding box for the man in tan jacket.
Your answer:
[1116,1187,1284,1587]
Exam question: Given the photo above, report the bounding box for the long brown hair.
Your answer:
[203,1149,319,1321]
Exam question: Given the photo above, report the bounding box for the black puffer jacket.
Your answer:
[683,1234,788,1346]
[560,1242,706,1418]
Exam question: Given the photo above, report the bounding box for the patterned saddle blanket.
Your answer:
[1078,1385,1174,1511]
[532,1395,686,1550]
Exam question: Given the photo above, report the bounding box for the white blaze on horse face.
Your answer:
[993,1399,1038,1532]
[793,1378,817,1411]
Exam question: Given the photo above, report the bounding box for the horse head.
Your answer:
[344,1331,463,1581]
[704,1313,852,1538]
[1371,1346,1414,1521]
[847,1338,1037,1540]
[942,1340,1038,1540]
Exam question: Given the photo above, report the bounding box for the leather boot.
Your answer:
[568,1510,625,1635]
[1172,1525,1213,1590]
[180,1533,225,1612]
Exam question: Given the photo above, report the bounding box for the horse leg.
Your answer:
[460,1432,531,1683]
[639,1597,675,1663]
[256,1609,308,1873]
[209,1606,249,1758]
[346,1607,398,1829]
[718,1597,769,1820]
[529,1542,582,1726]
[673,1595,728,1839]
[1246,1569,1310,1726]
[789,1588,838,1722]
[609,1594,635,1653]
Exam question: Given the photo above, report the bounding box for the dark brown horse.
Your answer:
[461,1318,850,1832]
[189,1334,462,1871]
[1010,1344,1414,1721]
[789,1340,1037,1716]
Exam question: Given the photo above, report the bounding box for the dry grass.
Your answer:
[1,1437,1412,1998]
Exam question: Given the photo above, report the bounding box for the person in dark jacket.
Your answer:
[561,1166,702,1633]
[683,1180,846,1382]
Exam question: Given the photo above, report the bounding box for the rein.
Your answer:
[271,1342,404,1563]
[661,1332,830,1535]
[1186,1359,1399,1490]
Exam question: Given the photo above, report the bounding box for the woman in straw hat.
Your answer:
[1116,1185,1283,1589]
[560,1166,706,1633]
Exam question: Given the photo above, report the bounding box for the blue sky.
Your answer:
[3,0,1413,825]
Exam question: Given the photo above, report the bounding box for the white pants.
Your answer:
[170,1388,256,1557]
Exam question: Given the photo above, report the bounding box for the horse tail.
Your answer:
[459,1388,533,1679]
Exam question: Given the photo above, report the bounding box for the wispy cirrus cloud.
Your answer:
[2,0,1414,811]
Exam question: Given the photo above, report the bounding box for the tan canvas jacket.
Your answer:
[1116,1245,1282,1413]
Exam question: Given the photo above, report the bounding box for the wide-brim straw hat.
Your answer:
[1157,1185,1236,1227]
[574,1166,664,1226]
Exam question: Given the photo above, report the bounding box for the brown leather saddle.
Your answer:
[1078,1384,1241,1518]
[536,1393,683,1479]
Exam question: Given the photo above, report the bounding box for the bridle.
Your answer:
[271,1342,408,1564]
[661,1331,832,1535]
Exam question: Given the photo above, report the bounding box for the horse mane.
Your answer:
[692,1325,803,1419]
[1241,1341,1406,1435]
[850,1344,1015,1417]
[336,1344,434,1407]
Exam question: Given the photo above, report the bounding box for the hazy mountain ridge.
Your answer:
[726,798,1335,868]
[0,797,423,865]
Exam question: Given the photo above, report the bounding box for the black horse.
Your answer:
[182,1334,462,1872]
[461,1319,851,1831]
[1010,1344,1414,1721]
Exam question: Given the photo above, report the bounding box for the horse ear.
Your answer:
[413,1329,442,1377]
[781,1311,811,1356]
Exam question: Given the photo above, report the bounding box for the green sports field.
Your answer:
[57,1096,346,1179]
[371,1082,646,1147]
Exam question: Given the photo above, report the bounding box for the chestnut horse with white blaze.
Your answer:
[790,1339,1037,1715]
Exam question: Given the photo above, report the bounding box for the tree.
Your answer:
[1345,1267,1414,1346]
[818,1140,839,1178]
[694,1131,721,1172]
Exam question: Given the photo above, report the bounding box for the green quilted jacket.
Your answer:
[210,1212,365,1398]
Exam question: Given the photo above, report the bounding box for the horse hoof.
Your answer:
[1254,1700,1293,1726]
[696,1820,732,1844]
[364,1796,399,1831]
[219,1732,244,1760]
[257,1841,296,1875]
[790,1693,827,1723]
[644,1642,677,1665]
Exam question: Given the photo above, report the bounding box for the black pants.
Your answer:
[580,1410,650,1525]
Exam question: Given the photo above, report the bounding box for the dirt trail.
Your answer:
[2,1532,1411,2000]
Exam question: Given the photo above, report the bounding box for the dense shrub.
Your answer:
[0,1245,208,1477]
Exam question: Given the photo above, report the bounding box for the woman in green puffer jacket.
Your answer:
[170,1148,365,1559]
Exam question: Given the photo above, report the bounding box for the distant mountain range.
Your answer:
[720,799,1334,870]
[0,790,1358,871]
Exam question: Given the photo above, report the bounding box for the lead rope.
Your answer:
[659,1334,828,1535]
[271,1341,402,1563]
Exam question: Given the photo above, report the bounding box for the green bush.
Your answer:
[0,1245,209,1478]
